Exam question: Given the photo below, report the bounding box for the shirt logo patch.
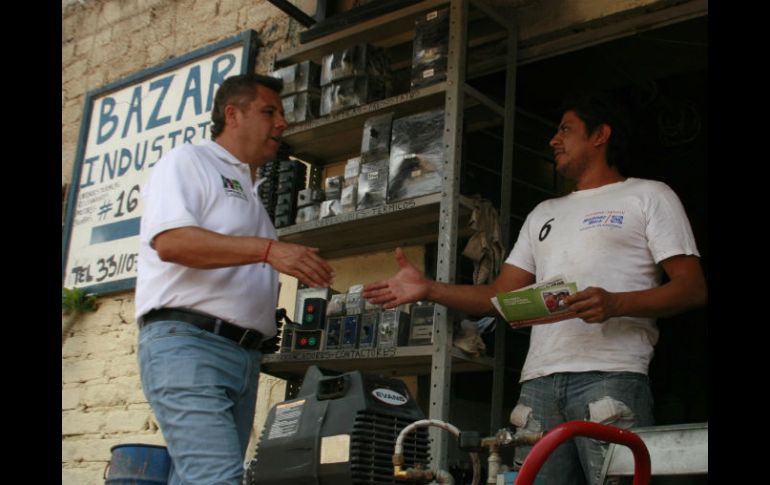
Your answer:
[221,175,247,201]
[580,211,624,230]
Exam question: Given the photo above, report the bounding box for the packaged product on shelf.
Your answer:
[320,76,386,116]
[320,44,392,87]
[356,159,389,210]
[281,92,321,124]
[408,301,435,346]
[359,310,378,349]
[411,8,449,89]
[274,214,292,228]
[324,175,344,200]
[297,187,325,208]
[387,108,445,202]
[277,161,306,193]
[295,204,321,224]
[377,308,411,348]
[319,199,342,219]
[360,112,394,162]
[327,293,347,317]
[340,184,357,213]
[274,192,295,223]
[294,287,337,323]
[345,284,365,315]
[344,157,361,186]
[269,61,321,95]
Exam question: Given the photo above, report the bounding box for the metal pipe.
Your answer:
[394,419,461,455]
[393,418,481,485]
[514,421,651,485]
[486,445,501,485]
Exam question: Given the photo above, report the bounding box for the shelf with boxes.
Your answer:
[277,192,474,259]
[274,0,508,81]
[275,0,450,67]
[261,345,493,380]
[261,2,517,468]
[261,285,494,380]
[282,81,447,163]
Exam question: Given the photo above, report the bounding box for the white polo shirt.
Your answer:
[506,178,700,381]
[135,140,279,337]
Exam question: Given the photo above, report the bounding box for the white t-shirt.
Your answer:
[506,178,700,382]
[135,140,279,337]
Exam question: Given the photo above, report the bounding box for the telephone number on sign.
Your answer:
[70,253,138,285]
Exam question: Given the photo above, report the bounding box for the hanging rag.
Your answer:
[461,196,505,285]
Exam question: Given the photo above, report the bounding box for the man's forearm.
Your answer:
[153,227,269,269]
[614,276,707,318]
[426,281,499,316]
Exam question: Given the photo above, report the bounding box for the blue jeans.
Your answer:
[138,320,263,485]
[512,372,654,485]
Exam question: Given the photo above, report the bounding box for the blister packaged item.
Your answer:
[297,188,325,208]
[320,44,392,87]
[324,175,344,201]
[345,284,364,315]
[282,92,320,124]
[340,184,357,213]
[356,159,389,210]
[274,192,295,218]
[364,298,381,312]
[377,308,411,348]
[269,61,321,94]
[360,112,394,162]
[276,161,306,194]
[411,8,449,89]
[327,293,347,317]
[359,311,378,348]
[321,44,369,86]
[408,301,435,346]
[344,157,361,186]
[274,214,292,228]
[320,199,342,219]
[388,108,445,202]
[320,76,385,116]
[295,204,321,224]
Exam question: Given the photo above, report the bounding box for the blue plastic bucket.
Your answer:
[105,444,171,484]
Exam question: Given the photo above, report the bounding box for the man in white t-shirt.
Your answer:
[135,74,334,485]
[363,92,706,485]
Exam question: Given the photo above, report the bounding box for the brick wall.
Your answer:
[62,1,297,483]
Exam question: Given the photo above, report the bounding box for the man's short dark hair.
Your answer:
[210,73,284,139]
[561,91,634,172]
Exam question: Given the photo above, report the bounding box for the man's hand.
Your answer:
[564,287,620,323]
[267,241,335,288]
[362,248,430,309]
[564,255,707,324]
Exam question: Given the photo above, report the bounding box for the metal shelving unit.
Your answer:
[277,193,475,259]
[262,345,494,380]
[261,0,517,470]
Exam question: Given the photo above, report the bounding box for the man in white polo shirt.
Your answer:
[135,73,334,485]
[363,92,707,485]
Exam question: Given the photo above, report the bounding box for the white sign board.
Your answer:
[62,31,259,294]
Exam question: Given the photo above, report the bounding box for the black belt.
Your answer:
[139,308,264,350]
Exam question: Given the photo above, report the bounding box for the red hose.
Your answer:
[514,421,651,485]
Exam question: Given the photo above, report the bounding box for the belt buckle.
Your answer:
[239,329,258,349]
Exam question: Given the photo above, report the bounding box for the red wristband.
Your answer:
[263,240,273,263]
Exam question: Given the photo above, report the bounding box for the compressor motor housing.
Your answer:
[246,366,431,484]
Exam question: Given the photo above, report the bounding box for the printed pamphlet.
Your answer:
[491,275,579,328]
